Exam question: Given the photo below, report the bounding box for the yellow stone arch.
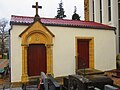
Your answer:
[19,21,54,82]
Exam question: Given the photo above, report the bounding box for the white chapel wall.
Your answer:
[11,25,27,82]
[48,26,116,77]
[10,25,116,82]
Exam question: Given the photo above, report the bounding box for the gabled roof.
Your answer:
[10,15,116,30]
[19,21,55,37]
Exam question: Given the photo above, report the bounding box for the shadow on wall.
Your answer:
[116,54,120,69]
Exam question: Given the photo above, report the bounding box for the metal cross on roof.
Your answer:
[32,2,42,16]
[32,2,42,21]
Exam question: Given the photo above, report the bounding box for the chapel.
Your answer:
[9,2,116,83]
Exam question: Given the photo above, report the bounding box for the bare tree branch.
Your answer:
[0,18,9,54]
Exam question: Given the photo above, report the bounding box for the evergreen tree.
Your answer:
[55,0,66,19]
[72,6,80,20]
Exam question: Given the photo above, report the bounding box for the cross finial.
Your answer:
[32,2,42,21]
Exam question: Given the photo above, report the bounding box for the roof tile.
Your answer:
[10,15,116,30]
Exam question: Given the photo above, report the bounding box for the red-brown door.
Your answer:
[77,39,89,69]
[27,44,46,76]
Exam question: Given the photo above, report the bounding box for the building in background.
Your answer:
[84,0,119,53]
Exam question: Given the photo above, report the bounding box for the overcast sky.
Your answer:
[0,0,84,20]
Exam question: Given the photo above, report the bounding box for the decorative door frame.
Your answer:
[75,37,94,71]
[20,30,53,82]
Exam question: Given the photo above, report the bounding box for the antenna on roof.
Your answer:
[74,6,77,14]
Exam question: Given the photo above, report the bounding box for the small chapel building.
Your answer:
[9,2,116,83]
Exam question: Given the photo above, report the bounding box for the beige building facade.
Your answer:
[10,15,116,83]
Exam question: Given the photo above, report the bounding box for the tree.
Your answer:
[72,6,80,20]
[0,18,9,54]
[55,0,66,19]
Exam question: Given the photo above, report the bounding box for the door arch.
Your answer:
[20,30,54,82]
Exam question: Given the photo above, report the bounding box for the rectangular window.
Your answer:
[119,37,120,52]
[100,0,102,23]
[118,0,120,20]
[92,0,94,21]
[118,0,120,34]
[118,0,120,52]
[119,20,120,35]
[108,0,111,21]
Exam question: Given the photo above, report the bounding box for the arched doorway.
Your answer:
[19,21,54,82]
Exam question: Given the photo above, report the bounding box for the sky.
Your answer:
[0,0,84,20]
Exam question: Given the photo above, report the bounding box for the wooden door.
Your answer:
[77,39,89,69]
[27,44,46,76]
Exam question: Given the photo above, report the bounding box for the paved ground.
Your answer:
[0,59,8,69]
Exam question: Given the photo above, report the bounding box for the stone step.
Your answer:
[5,87,22,90]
